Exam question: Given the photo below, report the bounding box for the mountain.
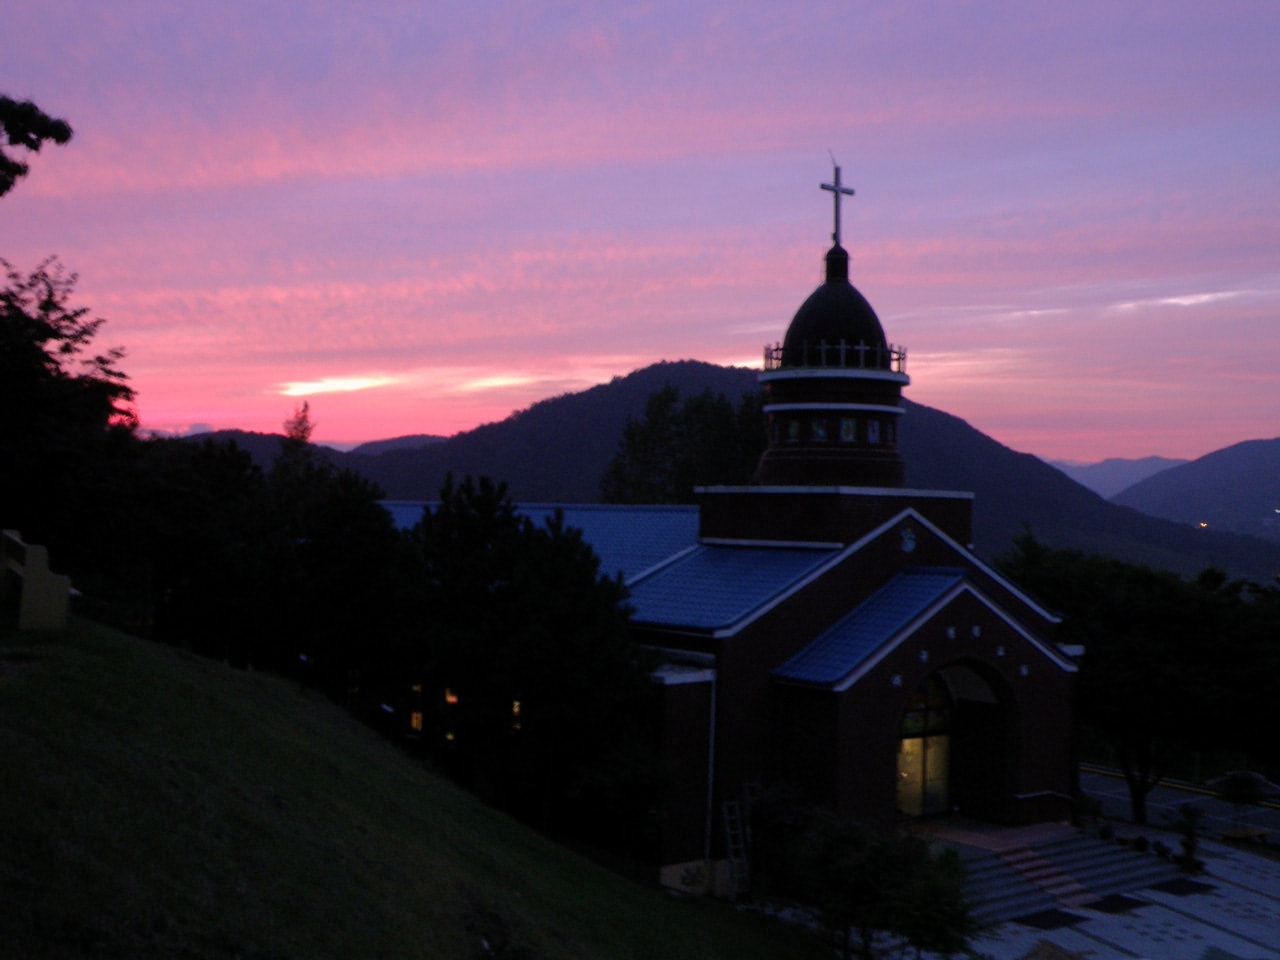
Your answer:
[337,360,1280,583]
[184,361,1280,583]
[349,434,447,456]
[330,360,761,503]
[182,429,324,471]
[896,404,1280,582]
[1111,438,1280,544]
[1048,456,1187,498]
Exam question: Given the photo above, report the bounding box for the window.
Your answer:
[840,417,857,442]
[787,419,801,442]
[867,419,881,444]
[811,418,827,441]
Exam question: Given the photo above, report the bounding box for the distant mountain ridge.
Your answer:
[1048,456,1187,498]
[1111,438,1280,544]
[183,361,1280,584]
[349,434,447,456]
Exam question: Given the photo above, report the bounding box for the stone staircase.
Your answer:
[961,831,1184,927]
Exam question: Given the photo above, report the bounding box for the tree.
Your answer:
[1,95,72,197]
[752,793,973,959]
[600,386,765,503]
[999,534,1255,823]
[1,257,135,554]
[413,475,657,833]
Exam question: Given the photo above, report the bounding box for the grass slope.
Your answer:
[0,620,822,960]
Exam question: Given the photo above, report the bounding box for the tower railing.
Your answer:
[763,339,907,373]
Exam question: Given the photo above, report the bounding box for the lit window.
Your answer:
[512,700,521,717]
[444,688,459,705]
[410,683,422,693]
[410,711,423,732]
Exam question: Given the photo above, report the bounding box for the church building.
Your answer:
[385,168,1079,894]
[622,168,1077,891]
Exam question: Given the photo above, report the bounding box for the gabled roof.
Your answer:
[774,569,964,685]
[628,544,841,632]
[380,501,699,583]
[774,563,1077,689]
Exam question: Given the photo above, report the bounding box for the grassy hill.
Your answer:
[0,619,824,960]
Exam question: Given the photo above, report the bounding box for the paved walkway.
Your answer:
[950,772,1280,959]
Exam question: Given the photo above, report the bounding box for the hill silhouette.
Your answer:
[1111,437,1280,544]
[332,361,760,502]
[1049,456,1186,498]
[185,361,1280,583]
[897,403,1280,582]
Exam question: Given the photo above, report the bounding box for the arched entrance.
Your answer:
[896,664,1010,820]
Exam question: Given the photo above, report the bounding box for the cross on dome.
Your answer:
[820,163,855,245]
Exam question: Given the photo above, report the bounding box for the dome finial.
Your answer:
[820,159,855,245]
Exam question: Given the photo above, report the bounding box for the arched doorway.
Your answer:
[897,674,951,817]
[897,664,1010,820]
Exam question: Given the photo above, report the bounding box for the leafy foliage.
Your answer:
[600,386,765,503]
[753,791,973,959]
[0,258,136,558]
[412,476,658,837]
[0,95,72,197]
[999,533,1279,822]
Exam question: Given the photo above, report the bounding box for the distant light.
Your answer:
[445,688,459,705]
[1199,522,1208,528]
[381,703,394,713]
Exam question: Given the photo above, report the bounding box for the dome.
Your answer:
[780,244,888,367]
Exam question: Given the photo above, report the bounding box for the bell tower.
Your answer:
[755,165,909,486]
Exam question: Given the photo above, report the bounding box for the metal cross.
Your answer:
[820,164,855,245]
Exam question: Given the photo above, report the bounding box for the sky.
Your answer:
[4,2,1278,462]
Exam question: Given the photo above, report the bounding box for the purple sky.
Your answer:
[5,2,1278,462]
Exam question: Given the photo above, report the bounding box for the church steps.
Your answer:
[961,833,1184,926]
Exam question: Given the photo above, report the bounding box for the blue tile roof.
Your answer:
[774,569,965,686]
[380,501,699,583]
[521,504,700,582]
[627,544,840,630]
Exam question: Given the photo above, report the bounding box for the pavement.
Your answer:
[953,770,1280,959]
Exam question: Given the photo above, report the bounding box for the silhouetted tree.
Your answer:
[1000,534,1259,822]
[413,475,656,833]
[600,386,765,503]
[753,793,972,959]
[0,257,135,560]
[0,95,72,197]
